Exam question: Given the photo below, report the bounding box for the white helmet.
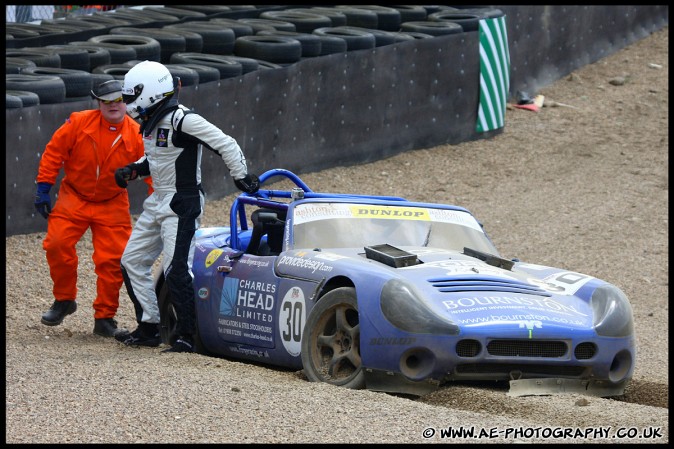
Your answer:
[122,60,175,119]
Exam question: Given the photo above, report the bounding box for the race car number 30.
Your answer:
[279,286,306,357]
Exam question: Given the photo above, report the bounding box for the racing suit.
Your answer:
[120,98,248,339]
[36,109,149,319]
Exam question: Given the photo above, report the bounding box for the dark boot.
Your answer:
[115,322,161,347]
[161,335,194,353]
[41,300,77,326]
[93,318,128,338]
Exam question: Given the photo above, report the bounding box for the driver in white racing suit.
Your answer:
[114,60,259,352]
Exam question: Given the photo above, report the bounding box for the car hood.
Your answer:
[283,246,600,331]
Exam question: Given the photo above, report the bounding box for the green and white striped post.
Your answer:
[476,16,510,133]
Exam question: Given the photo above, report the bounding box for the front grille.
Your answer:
[487,339,568,358]
[427,275,552,296]
[574,342,597,360]
[456,339,481,357]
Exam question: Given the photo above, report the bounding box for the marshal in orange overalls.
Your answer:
[36,109,151,319]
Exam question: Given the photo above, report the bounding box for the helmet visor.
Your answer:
[122,83,143,105]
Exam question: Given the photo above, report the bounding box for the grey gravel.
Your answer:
[5,27,668,443]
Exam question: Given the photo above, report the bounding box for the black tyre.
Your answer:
[341,5,401,31]
[164,23,235,55]
[301,287,365,389]
[159,27,204,53]
[21,67,93,98]
[89,34,161,62]
[260,10,333,33]
[157,275,208,354]
[394,31,435,41]
[110,27,187,64]
[234,35,302,64]
[41,46,90,71]
[142,6,207,21]
[6,89,40,107]
[337,26,396,47]
[5,48,61,68]
[428,11,483,32]
[169,53,243,79]
[171,64,220,84]
[207,19,255,38]
[47,44,110,72]
[5,74,66,104]
[6,57,37,74]
[92,64,133,80]
[238,18,297,33]
[90,72,115,87]
[313,27,375,51]
[314,34,348,55]
[455,7,505,20]
[257,30,322,58]
[112,8,180,27]
[164,64,199,87]
[332,7,378,29]
[306,7,348,27]
[6,94,23,109]
[390,5,428,22]
[71,41,137,65]
[399,21,464,37]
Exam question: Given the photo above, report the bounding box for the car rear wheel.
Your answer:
[301,287,365,389]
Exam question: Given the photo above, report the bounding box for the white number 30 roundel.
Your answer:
[279,287,306,357]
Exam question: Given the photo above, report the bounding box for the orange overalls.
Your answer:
[36,109,151,319]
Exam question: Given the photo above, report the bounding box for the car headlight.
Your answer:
[380,279,459,335]
[590,284,634,337]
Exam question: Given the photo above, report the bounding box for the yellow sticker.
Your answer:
[205,249,224,268]
[349,205,430,220]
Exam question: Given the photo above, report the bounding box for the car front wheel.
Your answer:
[301,286,365,389]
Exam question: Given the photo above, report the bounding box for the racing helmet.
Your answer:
[122,60,175,119]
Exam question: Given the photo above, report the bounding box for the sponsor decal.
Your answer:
[539,272,593,295]
[279,287,306,357]
[205,249,224,268]
[369,337,416,345]
[217,277,276,347]
[518,320,543,338]
[292,203,482,231]
[227,345,270,359]
[442,295,589,317]
[413,259,517,278]
[278,255,334,273]
[238,258,270,268]
[456,313,585,327]
[197,287,209,299]
[351,205,429,221]
[156,128,169,147]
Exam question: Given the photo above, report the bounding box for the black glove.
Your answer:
[114,165,138,188]
[234,173,260,194]
[34,182,53,219]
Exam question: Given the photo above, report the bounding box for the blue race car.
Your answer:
[156,169,635,397]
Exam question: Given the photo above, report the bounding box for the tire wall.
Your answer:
[5,5,668,236]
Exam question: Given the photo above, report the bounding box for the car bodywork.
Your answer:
[156,169,635,397]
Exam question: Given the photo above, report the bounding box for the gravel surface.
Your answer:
[5,27,668,444]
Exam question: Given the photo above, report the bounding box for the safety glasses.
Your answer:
[100,97,124,105]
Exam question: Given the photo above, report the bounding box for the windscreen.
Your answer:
[291,202,499,254]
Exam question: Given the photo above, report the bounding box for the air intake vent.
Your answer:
[574,342,597,360]
[456,339,481,357]
[487,340,568,358]
[427,275,552,296]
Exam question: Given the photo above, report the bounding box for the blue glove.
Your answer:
[34,182,53,219]
[234,173,260,194]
